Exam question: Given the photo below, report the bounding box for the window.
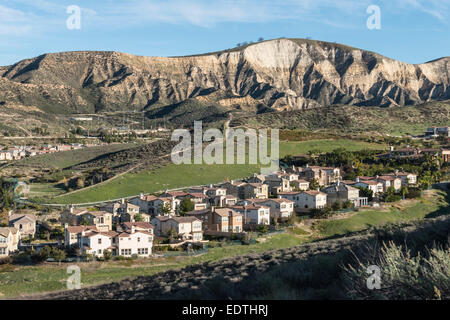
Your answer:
[137,237,140,242]
[120,249,131,256]
[0,248,6,255]
[148,237,152,242]
[138,248,148,255]
[98,238,102,244]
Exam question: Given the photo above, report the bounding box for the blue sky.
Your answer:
[0,0,449,66]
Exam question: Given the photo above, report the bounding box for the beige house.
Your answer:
[60,206,90,225]
[206,208,243,233]
[300,165,341,186]
[377,176,402,192]
[151,216,203,241]
[0,227,20,257]
[279,190,327,211]
[253,198,295,220]
[392,171,417,186]
[9,213,36,238]
[219,180,247,198]
[230,204,270,226]
[241,183,269,199]
[322,182,362,206]
[354,178,384,196]
[291,179,310,191]
[64,225,98,247]
[79,211,113,232]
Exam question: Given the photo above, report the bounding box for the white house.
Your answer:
[0,227,20,257]
[151,216,203,241]
[230,204,271,226]
[247,198,294,220]
[279,191,327,211]
[354,178,384,196]
[69,225,154,258]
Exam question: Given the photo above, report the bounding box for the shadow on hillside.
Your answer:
[157,216,450,300]
[425,183,450,219]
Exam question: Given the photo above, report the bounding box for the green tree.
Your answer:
[103,249,113,261]
[160,202,172,215]
[179,198,194,215]
[51,248,66,265]
[400,186,408,200]
[134,214,144,222]
[308,179,320,191]
[356,186,373,202]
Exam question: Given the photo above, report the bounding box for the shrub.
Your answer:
[103,250,113,261]
[311,206,334,219]
[385,194,402,203]
[257,224,269,234]
[343,242,450,300]
[0,256,13,265]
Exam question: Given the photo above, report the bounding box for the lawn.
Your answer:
[316,189,449,237]
[45,139,385,204]
[278,139,385,156]
[17,143,138,169]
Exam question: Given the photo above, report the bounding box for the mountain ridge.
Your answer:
[0,38,449,116]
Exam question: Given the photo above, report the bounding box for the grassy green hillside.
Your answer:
[42,139,386,204]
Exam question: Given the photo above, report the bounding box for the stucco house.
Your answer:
[377,175,402,192]
[0,227,20,257]
[290,179,310,191]
[64,225,98,247]
[280,190,327,211]
[252,198,295,220]
[322,182,362,207]
[9,213,36,238]
[354,178,384,196]
[74,226,154,258]
[229,204,270,226]
[151,215,203,241]
[79,211,113,232]
[241,183,269,199]
[206,208,243,233]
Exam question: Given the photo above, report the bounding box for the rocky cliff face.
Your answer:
[0,38,449,114]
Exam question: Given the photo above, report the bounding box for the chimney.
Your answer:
[121,198,125,204]
[376,175,379,180]
[140,193,144,199]
[356,177,360,183]
[209,184,213,188]
[389,146,394,152]
[394,169,399,176]
[305,164,309,168]
[64,223,68,229]
[211,206,216,212]
[69,205,74,214]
